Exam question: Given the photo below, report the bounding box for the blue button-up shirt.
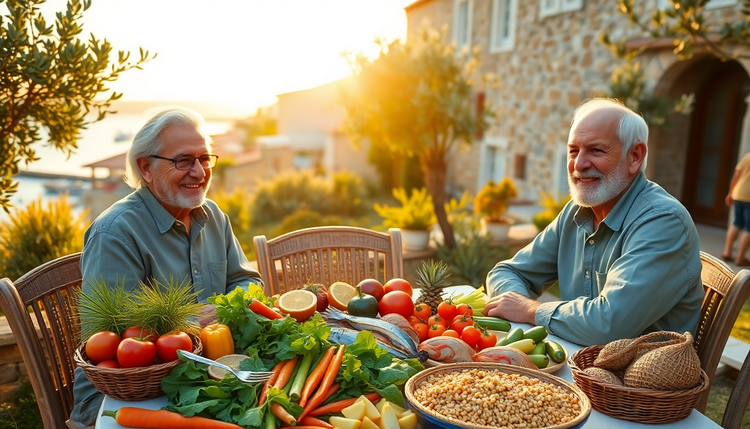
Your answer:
[487,172,703,346]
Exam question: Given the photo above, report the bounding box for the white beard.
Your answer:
[152,180,207,210]
[568,162,630,208]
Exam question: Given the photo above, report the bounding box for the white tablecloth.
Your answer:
[96,286,721,429]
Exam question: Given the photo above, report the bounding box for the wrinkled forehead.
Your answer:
[160,124,212,154]
[568,107,623,143]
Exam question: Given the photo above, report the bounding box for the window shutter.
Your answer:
[476,91,485,140]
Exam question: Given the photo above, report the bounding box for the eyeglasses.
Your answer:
[149,154,219,170]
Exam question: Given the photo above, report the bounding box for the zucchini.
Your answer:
[522,326,548,343]
[473,316,511,332]
[505,338,536,354]
[545,340,566,363]
[531,342,546,355]
[527,354,550,369]
[497,327,524,346]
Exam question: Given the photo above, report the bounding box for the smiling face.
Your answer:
[138,124,212,218]
[566,108,633,210]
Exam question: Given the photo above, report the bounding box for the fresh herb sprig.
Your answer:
[76,276,130,342]
[126,275,203,335]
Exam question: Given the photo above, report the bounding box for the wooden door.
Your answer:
[683,62,750,226]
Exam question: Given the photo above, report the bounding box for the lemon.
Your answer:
[278,289,317,322]
[329,281,357,311]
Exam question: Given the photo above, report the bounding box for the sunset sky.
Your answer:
[41,0,414,116]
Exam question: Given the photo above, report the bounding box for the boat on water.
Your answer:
[43,179,88,195]
[114,130,133,142]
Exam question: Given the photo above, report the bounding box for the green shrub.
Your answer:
[250,171,333,224]
[532,191,571,232]
[374,187,436,230]
[331,171,368,217]
[0,379,43,429]
[274,209,350,237]
[0,196,87,281]
[210,188,252,254]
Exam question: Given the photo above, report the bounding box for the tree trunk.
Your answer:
[422,150,456,249]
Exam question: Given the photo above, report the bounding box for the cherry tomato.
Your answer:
[383,278,413,296]
[456,303,473,317]
[477,329,498,350]
[413,303,431,321]
[408,315,424,326]
[427,315,449,329]
[461,326,481,348]
[428,324,446,338]
[378,290,414,318]
[413,323,429,342]
[117,338,156,368]
[437,301,458,321]
[85,331,121,364]
[450,315,474,335]
[155,331,193,362]
[122,326,160,343]
[442,329,460,338]
[96,360,121,369]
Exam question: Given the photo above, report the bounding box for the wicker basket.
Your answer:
[75,335,202,401]
[405,362,591,429]
[569,345,709,424]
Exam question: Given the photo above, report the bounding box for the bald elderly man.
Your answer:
[483,98,703,346]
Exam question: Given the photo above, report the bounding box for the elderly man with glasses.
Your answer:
[70,107,262,427]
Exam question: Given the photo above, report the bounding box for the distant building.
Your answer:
[405,0,750,227]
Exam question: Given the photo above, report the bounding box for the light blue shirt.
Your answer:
[487,172,703,346]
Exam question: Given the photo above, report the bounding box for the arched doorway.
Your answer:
[680,60,750,226]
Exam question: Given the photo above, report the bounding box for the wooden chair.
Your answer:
[694,251,750,412]
[253,226,404,295]
[722,350,750,429]
[0,253,83,429]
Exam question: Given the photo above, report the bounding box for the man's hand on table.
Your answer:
[483,291,541,325]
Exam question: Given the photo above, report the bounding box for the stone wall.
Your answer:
[0,317,26,404]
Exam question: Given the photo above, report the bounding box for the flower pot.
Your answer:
[482,218,513,241]
[401,229,431,251]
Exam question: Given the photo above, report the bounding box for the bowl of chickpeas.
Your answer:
[405,362,591,429]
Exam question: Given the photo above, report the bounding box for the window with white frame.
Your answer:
[553,144,570,195]
[454,0,472,50]
[479,138,508,186]
[490,0,517,52]
[539,0,583,19]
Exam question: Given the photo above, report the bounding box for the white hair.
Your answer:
[571,98,649,172]
[124,107,207,189]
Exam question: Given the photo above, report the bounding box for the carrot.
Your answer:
[274,355,300,389]
[250,299,284,320]
[270,402,296,426]
[102,407,243,429]
[289,352,315,401]
[299,346,336,406]
[259,360,286,406]
[299,374,342,420]
[301,345,345,418]
[299,416,333,428]
[309,392,381,417]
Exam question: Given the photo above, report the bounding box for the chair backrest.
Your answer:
[253,226,404,296]
[694,251,750,412]
[722,350,750,429]
[0,253,82,429]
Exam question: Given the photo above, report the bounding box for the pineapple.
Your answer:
[415,260,452,315]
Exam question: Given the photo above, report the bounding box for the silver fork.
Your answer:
[178,350,274,383]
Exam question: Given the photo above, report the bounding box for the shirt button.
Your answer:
[194,269,198,274]
[585,271,590,279]
[589,239,594,245]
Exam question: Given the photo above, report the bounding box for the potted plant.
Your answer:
[532,190,571,232]
[375,187,436,251]
[474,177,518,241]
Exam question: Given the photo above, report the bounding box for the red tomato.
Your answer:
[122,326,160,343]
[442,329,460,338]
[155,331,193,362]
[413,323,429,342]
[450,315,474,335]
[413,303,431,321]
[461,326,481,348]
[378,290,414,318]
[456,303,473,317]
[96,360,121,368]
[427,324,446,338]
[477,330,498,350]
[437,301,457,321]
[427,315,449,329]
[85,331,121,364]
[383,278,413,296]
[117,338,156,368]
[408,315,424,326]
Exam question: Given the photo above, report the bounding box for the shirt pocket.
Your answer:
[208,260,228,297]
[595,271,608,294]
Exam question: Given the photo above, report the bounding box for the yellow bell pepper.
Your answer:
[199,323,235,360]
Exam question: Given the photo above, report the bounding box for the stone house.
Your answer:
[405,0,750,227]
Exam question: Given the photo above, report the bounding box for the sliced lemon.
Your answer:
[278,289,317,322]
[329,281,357,311]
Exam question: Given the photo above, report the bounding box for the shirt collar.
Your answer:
[137,187,209,234]
[573,171,648,232]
